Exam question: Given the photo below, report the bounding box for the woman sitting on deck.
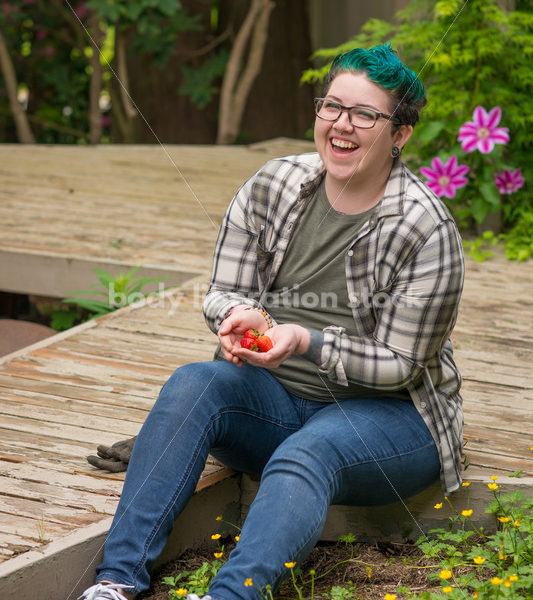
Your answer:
[80,43,464,600]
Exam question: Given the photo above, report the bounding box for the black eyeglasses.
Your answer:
[314,98,398,129]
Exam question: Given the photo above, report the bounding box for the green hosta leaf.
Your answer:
[479,181,502,208]
[470,196,490,224]
[416,121,446,143]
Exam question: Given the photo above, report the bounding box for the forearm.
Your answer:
[203,289,265,333]
[299,328,324,365]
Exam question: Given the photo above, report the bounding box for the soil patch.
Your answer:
[139,538,440,600]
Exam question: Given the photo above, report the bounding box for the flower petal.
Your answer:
[473,105,489,127]
[478,138,495,154]
[450,176,468,188]
[442,184,457,198]
[490,128,510,144]
[458,123,477,138]
[431,156,445,173]
[426,181,443,196]
[420,166,438,180]
[444,155,458,175]
[453,165,470,177]
[461,137,479,153]
[486,106,502,129]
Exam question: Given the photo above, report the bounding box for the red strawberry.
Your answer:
[240,337,257,351]
[255,335,273,352]
[243,329,259,340]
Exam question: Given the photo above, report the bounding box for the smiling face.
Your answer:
[314,71,412,196]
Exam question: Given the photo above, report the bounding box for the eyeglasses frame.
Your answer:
[314,97,400,129]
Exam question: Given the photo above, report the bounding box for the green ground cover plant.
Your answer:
[158,478,532,600]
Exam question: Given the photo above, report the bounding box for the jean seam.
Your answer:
[332,438,438,475]
[131,418,215,585]
[217,406,301,430]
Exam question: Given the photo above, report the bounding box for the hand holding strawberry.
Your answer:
[239,329,273,353]
[235,324,310,369]
[217,308,270,366]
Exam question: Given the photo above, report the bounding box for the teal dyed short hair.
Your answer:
[323,43,426,128]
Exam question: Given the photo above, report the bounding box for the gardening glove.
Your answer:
[87,435,137,472]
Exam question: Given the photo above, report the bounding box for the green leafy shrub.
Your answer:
[403,480,533,599]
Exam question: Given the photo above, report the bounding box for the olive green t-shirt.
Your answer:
[265,179,408,402]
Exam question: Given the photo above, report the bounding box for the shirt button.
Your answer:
[347,250,354,257]
[420,402,427,409]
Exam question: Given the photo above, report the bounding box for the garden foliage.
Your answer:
[0,0,225,143]
[302,0,533,259]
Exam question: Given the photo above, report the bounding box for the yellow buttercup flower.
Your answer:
[472,592,479,598]
[439,569,453,580]
[509,574,519,582]
[214,552,223,559]
[235,535,240,542]
[488,483,499,490]
[175,589,188,597]
[504,579,512,588]
[514,519,521,527]
[383,594,396,600]
[442,586,453,593]
[473,556,485,564]
[216,515,222,521]
[462,481,471,487]
[434,502,443,509]
[499,552,508,560]
[244,578,253,587]
[491,577,503,585]
[490,475,499,481]
[284,561,297,569]
[498,516,511,523]
[461,509,473,517]
[211,533,221,540]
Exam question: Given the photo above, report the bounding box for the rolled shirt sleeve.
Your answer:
[319,219,464,389]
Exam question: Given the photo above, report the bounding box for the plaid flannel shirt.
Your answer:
[203,153,465,494]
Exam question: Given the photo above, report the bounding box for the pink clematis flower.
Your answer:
[457,106,509,154]
[420,155,470,198]
[494,168,524,195]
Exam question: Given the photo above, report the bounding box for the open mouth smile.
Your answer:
[330,137,359,154]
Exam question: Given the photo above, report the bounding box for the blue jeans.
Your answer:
[96,361,440,598]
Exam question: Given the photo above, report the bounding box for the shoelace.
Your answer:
[78,582,135,600]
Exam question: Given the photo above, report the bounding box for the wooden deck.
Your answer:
[0,139,315,297]
[0,142,532,594]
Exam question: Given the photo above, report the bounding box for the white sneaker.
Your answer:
[186,595,212,600]
[78,582,135,600]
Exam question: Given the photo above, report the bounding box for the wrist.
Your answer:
[299,328,324,365]
[294,325,311,355]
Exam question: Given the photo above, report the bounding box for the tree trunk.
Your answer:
[223,0,315,143]
[216,0,274,144]
[0,28,35,143]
